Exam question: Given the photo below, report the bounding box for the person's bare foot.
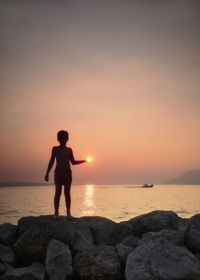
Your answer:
[54,212,59,219]
[66,211,73,219]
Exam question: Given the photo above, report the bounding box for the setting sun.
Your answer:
[86,157,93,163]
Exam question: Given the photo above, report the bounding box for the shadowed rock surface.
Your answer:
[185,214,200,252]
[73,245,121,280]
[45,239,73,280]
[14,215,94,264]
[126,238,200,280]
[138,229,184,246]
[0,262,44,280]
[0,245,15,264]
[0,211,200,280]
[126,210,179,236]
[0,224,18,247]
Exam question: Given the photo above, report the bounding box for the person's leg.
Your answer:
[64,183,71,217]
[54,184,62,216]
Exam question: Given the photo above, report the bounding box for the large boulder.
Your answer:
[82,216,132,246]
[138,229,184,247]
[125,238,200,280]
[185,214,200,252]
[14,215,94,265]
[0,224,18,247]
[115,243,134,265]
[126,210,179,236]
[73,245,121,280]
[45,239,73,280]
[0,244,15,264]
[0,262,44,280]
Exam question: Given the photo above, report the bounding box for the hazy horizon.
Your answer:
[1,0,200,185]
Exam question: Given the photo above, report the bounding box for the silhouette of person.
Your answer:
[45,130,86,218]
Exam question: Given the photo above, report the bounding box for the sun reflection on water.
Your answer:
[82,185,95,216]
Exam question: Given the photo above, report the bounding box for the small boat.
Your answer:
[141,184,154,188]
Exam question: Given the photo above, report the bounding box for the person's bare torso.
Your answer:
[55,146,71,171]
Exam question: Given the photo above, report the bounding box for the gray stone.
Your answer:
[45,239,73,280]
[138,229,184,246]
[1,262,44,280]
[83,216,132,246]
[177,217,190,233]
[0,244,15,264]
[0,224,17,247]
[115,243,134,265]
[194,253,200,263]
[125,238,200,280]
[185,214,200,252]
[0,264,6,276]
[72,231,92,252]
[122,235,139,248]
[14,215,94,264]
[126,210,179,236]
[73,245,121,280]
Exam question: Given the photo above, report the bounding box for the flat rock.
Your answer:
[73,245,121,280]
[126,210,179,236]
[138,229,184,246]
[0,262,44,280]
[185,214,200,252]
[14,215,94,264]
[82,216,132,246]
[45,239,73,280]
[125,237,200,280]
[0,244,15,264]
[0,224,18,247]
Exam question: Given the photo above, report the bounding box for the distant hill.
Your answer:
[164,169,200,185]
[0,181,51,187]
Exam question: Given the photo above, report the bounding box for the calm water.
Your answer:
[0,185,200,225]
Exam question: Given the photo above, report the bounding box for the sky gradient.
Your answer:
[1,0,200,184]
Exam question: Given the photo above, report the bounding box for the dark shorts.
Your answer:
[54,170,72,186]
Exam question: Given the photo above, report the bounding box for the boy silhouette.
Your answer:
[45,130,86,217]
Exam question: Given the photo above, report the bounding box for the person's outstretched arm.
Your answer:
[45,147,56,181]
[69,148,86,165]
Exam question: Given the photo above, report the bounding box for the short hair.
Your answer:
[57,130,69,142]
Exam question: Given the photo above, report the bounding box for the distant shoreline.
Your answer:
[0,182,200,187]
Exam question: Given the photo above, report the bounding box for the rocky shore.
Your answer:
[0,210,200,280]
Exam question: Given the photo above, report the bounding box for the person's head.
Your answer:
[57,130,69,145]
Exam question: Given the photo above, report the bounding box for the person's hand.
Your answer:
[45,174,49,182]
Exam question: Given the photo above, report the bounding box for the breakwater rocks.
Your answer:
[0,210,200,280]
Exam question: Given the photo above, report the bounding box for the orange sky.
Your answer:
[1,1,200,184]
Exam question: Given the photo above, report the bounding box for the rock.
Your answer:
[0,244,15,264]
[115,243,134,265]
[0,264,6,276]
[0,224,17,247]
[73,245,121,280]
[122,235,139,248]
[1,262,44,280]
[80,216,113,226]
[126,210,179,236]
[125,238,200,280]
[185,214,200,252]
[14,215,94,265]
[194,253,200,263]
[177,217,190,233]
[45,239,73,280]
[82,216,132,246]
[138,229,184,246]
[72,231,92,253]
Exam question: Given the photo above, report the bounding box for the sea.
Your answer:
[0,184,200,225]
